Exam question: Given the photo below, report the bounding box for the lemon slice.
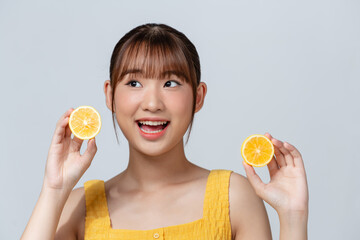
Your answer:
[241,134,274,167]
[69,106,101,140]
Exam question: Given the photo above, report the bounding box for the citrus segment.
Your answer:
[241,134,274,167]
[69,106,101,140]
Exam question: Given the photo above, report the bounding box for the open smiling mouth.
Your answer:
[137,121,170,134]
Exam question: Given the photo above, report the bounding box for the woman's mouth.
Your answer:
[137,120,169,134]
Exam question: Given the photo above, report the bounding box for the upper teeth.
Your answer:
[139,121,168,126]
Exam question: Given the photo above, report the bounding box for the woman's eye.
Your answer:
[126,80,141,88]
[164,80,181,88]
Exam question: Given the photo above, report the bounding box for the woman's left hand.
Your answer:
[242,133,309,216]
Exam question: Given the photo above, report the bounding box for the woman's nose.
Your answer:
[141,86,165,112]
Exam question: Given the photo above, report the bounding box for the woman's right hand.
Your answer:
[42,108,98,194]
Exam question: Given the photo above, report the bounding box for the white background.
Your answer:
[1,0,359,239]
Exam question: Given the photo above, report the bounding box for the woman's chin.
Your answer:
[130,139,181,158]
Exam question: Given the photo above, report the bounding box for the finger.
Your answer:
[284,142,305,169]
[264,132,272,140]
[81,138,98,169]
[65,108,74,138]
[60,108,73,121]
[242,161,266,197]
[267,156,279,178]
[65,123,72,138]
[52,109,73,144]
[273,143,286,167]
[265,133,286,167]
[272,138,294,167]
[52,117,70,144]
[70,135,84,152]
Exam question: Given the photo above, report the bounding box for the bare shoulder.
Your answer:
[229,172,272,240]
[55,187,86,240]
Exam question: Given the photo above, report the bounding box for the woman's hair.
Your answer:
[109,23,201,144]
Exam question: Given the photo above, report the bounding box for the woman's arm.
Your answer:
[229,172,272,239]
[243,133,309,240]
[278,211,308,240]
[21,187,74,240]
[21,109,97,240]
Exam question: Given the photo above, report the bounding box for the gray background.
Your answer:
[1,0,359,239]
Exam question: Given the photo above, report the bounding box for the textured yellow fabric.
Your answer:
[84,169,233,240]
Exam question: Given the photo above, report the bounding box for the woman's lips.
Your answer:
[137,121,170,140]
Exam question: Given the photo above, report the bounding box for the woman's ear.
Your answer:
[104,80,114,112]
[194,82,207,113]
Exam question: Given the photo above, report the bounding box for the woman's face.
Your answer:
[105,70,196,156]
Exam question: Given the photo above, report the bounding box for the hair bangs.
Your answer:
[114,39,192,84]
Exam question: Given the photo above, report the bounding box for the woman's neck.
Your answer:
[122,139,195,192]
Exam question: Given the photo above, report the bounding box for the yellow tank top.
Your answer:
[84,169,233,240]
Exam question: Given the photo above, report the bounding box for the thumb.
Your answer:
[81,138,98,168]
[242,161,266,198]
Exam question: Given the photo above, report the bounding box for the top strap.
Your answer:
[203,169,233,221]
[84,180,111,228]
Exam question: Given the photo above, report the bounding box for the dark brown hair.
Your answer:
[109,23,201,144]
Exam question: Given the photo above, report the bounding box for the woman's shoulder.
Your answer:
[55,187,86,240]
[228,171,271,239]
[228,171,257,207]
[229,171,257,204]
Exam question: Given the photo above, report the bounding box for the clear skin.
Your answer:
[21,71,308,240]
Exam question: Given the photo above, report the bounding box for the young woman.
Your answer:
[21,23,308,240]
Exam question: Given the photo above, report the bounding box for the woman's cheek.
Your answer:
[116,91,140,111]
[170,91,193,119]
